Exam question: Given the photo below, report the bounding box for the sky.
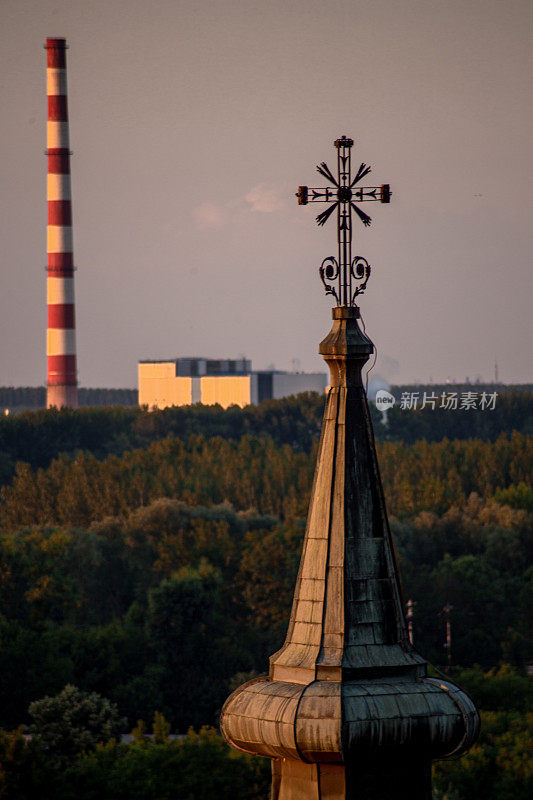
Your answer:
[1,0,532,388]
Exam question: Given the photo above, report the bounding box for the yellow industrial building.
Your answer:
[138,357,327,410]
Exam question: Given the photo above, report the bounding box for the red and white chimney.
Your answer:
[45,37,78,409]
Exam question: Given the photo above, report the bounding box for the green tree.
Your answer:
[237,522,304,646]
[152,711,171,744]
[0,725,271,800]
[62,727,270,800]
[0,727,50,799]
[28,685,125,769]
[494,482,533,512]
[146,562,249,729]
[430,554,505,666]
[434,710,533,800]
[452,664,533,712]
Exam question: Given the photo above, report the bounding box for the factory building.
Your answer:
[138,357,327,409]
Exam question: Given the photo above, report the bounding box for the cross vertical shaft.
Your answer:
[336,136,352,306]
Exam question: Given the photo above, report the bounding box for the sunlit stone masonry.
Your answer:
[221,136,479,800]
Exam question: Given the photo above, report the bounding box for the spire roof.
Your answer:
[270,307,425,684]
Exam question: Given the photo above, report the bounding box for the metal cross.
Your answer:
[296,135,391,306]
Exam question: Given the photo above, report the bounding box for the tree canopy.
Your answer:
[0,392,530,798]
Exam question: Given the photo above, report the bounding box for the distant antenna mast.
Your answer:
[443,602,453,672]
[494,360,499,384]
[406,599,415,644]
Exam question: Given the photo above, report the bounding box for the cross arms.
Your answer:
[296,184,391,205]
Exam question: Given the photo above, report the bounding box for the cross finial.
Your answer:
[296,135,391,306]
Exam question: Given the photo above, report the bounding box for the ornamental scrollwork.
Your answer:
[319,257,340,304]
[350,256,371,303]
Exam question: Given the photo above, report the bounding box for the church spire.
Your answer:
[221,136,479,800]
[269,305,425,687]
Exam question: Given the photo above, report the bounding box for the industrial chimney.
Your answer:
[45,38,78,409]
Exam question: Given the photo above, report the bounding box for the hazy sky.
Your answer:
[1,0,532,388]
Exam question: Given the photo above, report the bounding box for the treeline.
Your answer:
[0,387,45,408]
[0,391,531,491]
[0,387,137,411]
[80,389,137,407]
[391,382,533,396]
[0,493,531,731]
[0,667,530,800]
[386,388,533,443]
[0,395,327,488]
[1,433,531,529]
[0,500,294,729]
[0,721,270,800]
[378,433,532,516]
[0,393,531,797]
[433,665,532,800]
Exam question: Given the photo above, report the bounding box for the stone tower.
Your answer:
[220,136,479,800]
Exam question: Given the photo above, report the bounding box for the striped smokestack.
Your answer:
[45,37,78,409]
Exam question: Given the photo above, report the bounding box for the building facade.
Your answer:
[138,357,327,409]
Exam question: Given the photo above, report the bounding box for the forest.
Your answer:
[0,387,138,413]
[0,393,531,798]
